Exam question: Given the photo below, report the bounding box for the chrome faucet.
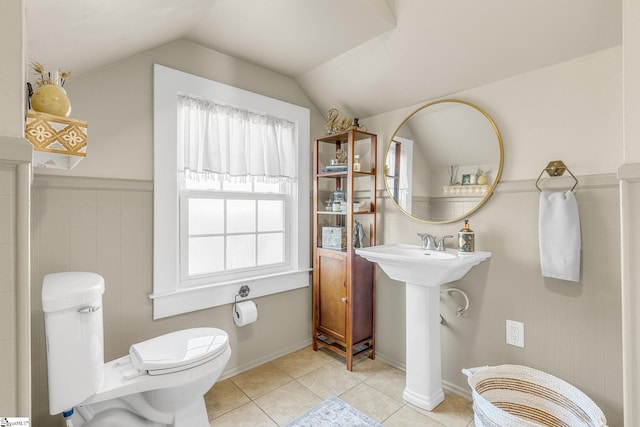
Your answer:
[417,233,437,250]
[417,233,453,251]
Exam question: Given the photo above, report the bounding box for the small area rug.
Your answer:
[285,396,382,427]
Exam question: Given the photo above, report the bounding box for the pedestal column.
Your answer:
[403,282,445,410]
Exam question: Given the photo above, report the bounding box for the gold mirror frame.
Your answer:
[384,99,504,224]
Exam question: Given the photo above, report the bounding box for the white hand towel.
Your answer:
[538,191,581,282]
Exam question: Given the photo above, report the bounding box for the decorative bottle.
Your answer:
[458,219,475,254]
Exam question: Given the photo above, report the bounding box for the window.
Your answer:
[386,136,413,212]
[151,64,311,319]
[181,188,287,280]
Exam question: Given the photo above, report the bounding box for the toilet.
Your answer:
[42,272,231,426]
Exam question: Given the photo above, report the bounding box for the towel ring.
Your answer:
[535,160,578,192]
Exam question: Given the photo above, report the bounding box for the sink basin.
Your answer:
[361,244,457,260]
[356,243,491,411]
[356,243,491,286]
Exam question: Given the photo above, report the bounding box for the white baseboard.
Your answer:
[442,379,472,401]
[218,338,313,381]
[373,351,405,371]
[374,351,471,402]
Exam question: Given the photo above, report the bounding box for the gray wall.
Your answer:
[0,0,31,417]
[366,47,623,426]
[374,179,621,425]
[30,40,324,426]
[29,40,624,426]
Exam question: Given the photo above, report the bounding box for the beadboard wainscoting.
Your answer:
[372,173,623,426]
[30,175,313,426]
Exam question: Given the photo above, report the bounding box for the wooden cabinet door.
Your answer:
[316,251,347,340]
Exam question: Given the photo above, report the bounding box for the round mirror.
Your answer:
[384,99,503,224]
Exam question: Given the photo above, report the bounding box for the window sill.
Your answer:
[149,268,312,319]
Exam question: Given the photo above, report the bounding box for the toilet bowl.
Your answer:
[42,272,231,427]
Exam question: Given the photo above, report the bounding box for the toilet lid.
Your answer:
[129,327,228,375]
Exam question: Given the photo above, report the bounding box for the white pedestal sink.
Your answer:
[356,243,491,410]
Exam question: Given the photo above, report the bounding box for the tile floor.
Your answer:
[205,346,476,426]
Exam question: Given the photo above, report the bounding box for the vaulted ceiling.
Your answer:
[26,0,621,118]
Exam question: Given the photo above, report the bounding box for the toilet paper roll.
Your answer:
[233,300,258,327]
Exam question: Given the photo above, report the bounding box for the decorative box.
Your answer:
[322,226,347,250]
[25,110,88,169]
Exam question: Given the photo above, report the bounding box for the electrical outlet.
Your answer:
[506,319,524,348]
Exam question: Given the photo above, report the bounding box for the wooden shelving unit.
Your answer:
[312,129,377,370]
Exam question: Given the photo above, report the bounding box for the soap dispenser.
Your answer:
[458,219,475,254]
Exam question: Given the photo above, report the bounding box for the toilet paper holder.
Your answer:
[234,285,251,319]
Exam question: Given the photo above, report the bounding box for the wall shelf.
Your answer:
[442,184,489,196]
[25,110,87,169]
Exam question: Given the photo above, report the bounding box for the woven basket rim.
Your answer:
[464,364,607,427]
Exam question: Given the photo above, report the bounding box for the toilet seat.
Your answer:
[81,345,231,405]
[129,328,228,375]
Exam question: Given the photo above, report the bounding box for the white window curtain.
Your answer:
[177,94,297,183]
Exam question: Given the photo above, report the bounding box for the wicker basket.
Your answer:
[463,365,607,427]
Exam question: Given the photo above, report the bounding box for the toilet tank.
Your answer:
[42,272,105,415]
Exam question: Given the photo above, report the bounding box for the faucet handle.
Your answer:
[437,235,454,251]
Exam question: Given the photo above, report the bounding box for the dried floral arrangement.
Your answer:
[29,60,74,88]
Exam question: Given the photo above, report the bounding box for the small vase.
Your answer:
[31,84,71,117]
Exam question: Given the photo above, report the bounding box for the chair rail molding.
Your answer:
[618,162,640,183]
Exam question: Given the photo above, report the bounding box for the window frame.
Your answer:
[151,64,310,319]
